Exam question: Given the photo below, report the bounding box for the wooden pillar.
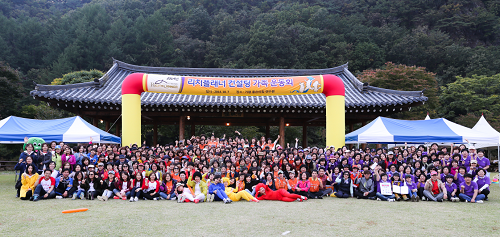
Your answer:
[179,115,185,141]
[191,124,195,137]
[115,123,120,137]
[302,124,307,148]
[93,118,98,127]
[279,117,285,148]
[153,124,158,146]
[105,121,110,132]
[265,123,270,138]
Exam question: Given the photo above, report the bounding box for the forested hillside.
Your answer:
[1,0,500,121]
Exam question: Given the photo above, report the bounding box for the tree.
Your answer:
[359,62,439,119]
[439,74,500,121]
[0,62,22,119]
[50,70,104,85]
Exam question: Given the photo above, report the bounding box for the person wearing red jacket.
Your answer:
[142,172,160,200]
[255,183,307,202]
[114,172,132,200]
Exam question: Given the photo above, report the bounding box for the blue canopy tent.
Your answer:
[0,116,121,144]
[345,117,498,144]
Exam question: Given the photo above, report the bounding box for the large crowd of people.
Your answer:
[15,132,493,204]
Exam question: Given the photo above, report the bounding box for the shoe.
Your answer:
[80,192,85,200]
[388,199,395,202]
[452,197,458,202]
[476,200,483,204]
[179,196,186,203]
[122,196,127,200]
[416,196,419,202]
[113,196,120,199]
[56,196,63,199]
[421,197,426,201]
[130,197,134,202]
[465,200,469,203]
[206,194,212,202]
[29,196,34,201]
[411,196,415,202]
[484,197,488,201]
[377,198,381,201]
[153,198,158,201]
[194,199,199,203]
[317,196,323,199]
[437,199,443,202]
[368,197,375,200]
[97,196,103,201]
[72,193,77,200]
[330,192,337,197]
[134,197,139,202]
[250,198,259,203]
[301,196,308,201]
[33,195,39,202]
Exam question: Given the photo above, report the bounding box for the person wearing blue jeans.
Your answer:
[375,173,395,202]
[207,174,231,203]
[33,170,56,201]
[458,173,485,203]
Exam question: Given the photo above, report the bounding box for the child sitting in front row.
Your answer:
[391,172,408,201]
[405,174,418,202]
[444,175,459,202]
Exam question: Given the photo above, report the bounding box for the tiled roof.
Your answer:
[31,60,427,109]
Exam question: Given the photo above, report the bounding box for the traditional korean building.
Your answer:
[31,59,427,147]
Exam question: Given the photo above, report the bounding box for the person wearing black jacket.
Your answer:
[38,143,52,173]
[80,171,103,200]
[244,174,259,196]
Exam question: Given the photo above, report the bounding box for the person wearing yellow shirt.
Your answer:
[20,164,39,200]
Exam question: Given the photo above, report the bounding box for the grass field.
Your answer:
[0,171,499,236]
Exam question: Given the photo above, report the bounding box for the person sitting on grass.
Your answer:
[186,171,208,203]
[80,171,103,200]
[308,170,324,199]
[222,177,259,203]
[159,173,177,201]
[375,173,395,202]
[129,172,144,202]
[20,164,38,200]
[55,168,73,199]
[114,172,131,200]
[207,174,231,203]
[405,174,419,202]
[33,169,56,201]
[142,172,161,200]
[334,171,353,198]
[459,173,484,203]
[423,171,445,202]
[474,169,490,201]
[244,173,260,196]
[295,172,310,198]
[354,170,375,200]
[70,171,86,200]
[100,170,118,201]
[255,183,307,202]
[444,175,459,202]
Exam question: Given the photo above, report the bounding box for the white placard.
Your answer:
[380,182,392,195]
[392,184,401,194]
[400,185,409,194]
[146,74,183,93]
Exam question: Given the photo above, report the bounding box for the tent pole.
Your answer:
[498,144,499,187]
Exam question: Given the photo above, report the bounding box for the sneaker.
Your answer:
[251,198,259,203]
[368,197,375,200]
[437,199,443,202]
[97,196,103,201]
[80,192,85,200]
[153,198,158,201]
[72,193,77,200]
[179,196,186,203]
[297,198,302,202]
[301,196,308,201]
[194,199,199,203]
[421,197,426,201]
[122,196,127,200]
[330,192,337,197]
[33,195,39,202]
[56,196,63,199]
[317,196,323,199]
[476,200,483,204]
[113,196,119,199]
[130,197,134,202]
[465,200,469,203]
[377,198,381,201]
[388,199,395,202]
[134,197,139,202]
[416,196,419,202]
[411,196,415,202]
[210,194,215,202]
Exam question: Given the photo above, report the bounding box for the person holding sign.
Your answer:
[423,171,445,202]
[375,173,395,202]
[391,172,408,201]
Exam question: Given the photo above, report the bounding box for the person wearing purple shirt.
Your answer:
[458,173,484,203]
[443,175,459,202]
[454,166,466,189]
[474,169,490,201]
[375,173,395,202]
[460,149,471,168]
[404,175,418,202]
[475,150,490,173]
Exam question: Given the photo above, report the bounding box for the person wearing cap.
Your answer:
[275,170,288,190]
[423,171,445,202]
[354,170,375,199]
[468,159,479,176]
[458,173,485,203]
[52,145,63,171]
[186,171,207,203]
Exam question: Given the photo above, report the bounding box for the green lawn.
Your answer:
[0,171,499,236]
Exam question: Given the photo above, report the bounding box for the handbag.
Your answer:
[15,178,22,189]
